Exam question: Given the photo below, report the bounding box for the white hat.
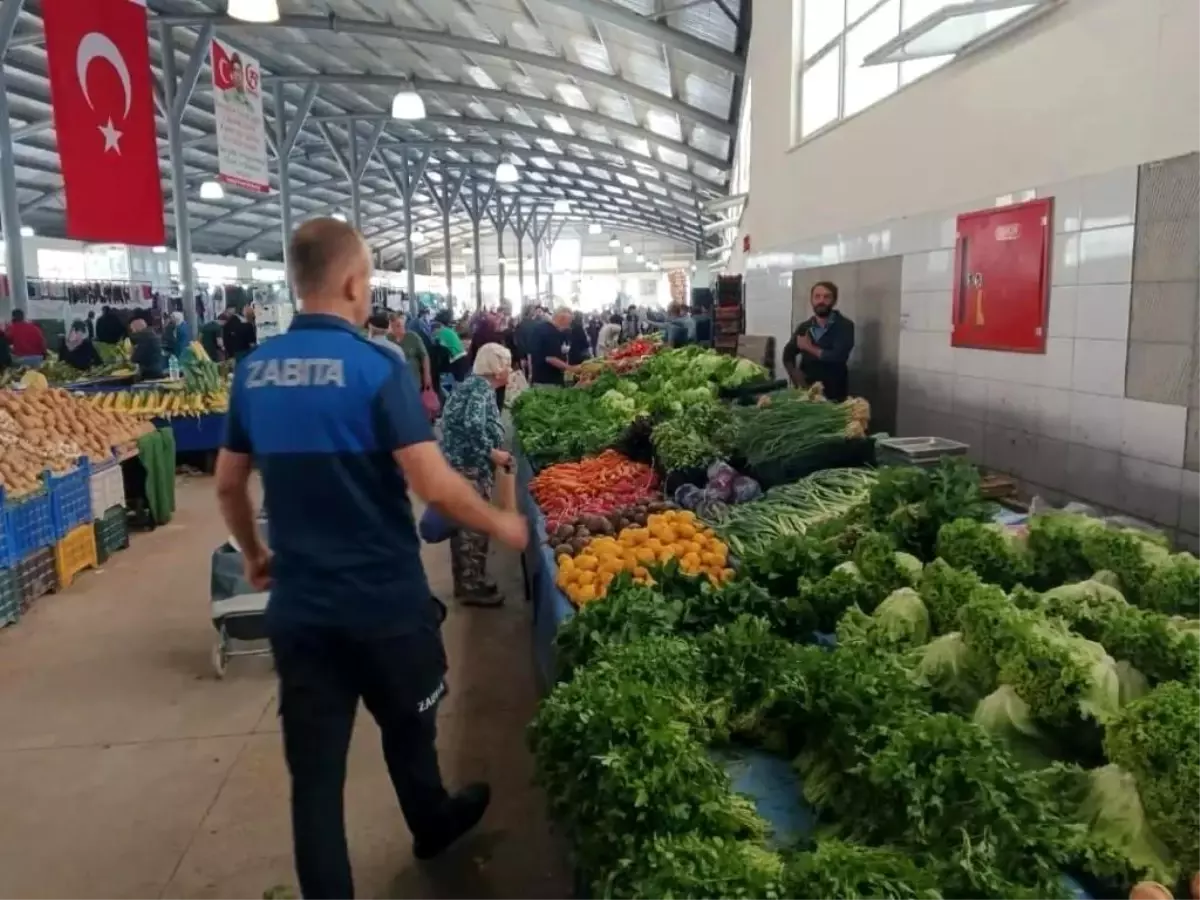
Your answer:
[472,342,511,377]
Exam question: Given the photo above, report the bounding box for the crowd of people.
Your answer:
[0,302,261,379]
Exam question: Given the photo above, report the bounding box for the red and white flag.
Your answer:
[42,0,165,245]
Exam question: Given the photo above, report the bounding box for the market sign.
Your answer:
[210,39,270,194]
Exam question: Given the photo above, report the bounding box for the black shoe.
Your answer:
[458,584,503,607]
[414,783,491,860]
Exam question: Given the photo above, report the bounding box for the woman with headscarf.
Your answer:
[438,342,513,606]
[59,320,103,372]
[433,309,470,383]
[567,311,591,365]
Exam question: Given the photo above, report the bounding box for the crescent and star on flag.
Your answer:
[75,31,133,155]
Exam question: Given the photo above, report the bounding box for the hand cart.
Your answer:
[209,514,272,678]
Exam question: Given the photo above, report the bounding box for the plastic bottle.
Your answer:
[168,356,180,381]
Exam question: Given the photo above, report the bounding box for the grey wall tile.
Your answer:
[1181,469,1199,532]
[1128,281,1199,344]
[1137,153,1200,224]
[1117,456,1183,526]
[1066,443,1121,507]
[1125,340,1195,406]
[1187,407,1200,472]
[1132,217,1200,283]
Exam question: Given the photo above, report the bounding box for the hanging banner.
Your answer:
[211,39,270,193]
[42,0,165,245]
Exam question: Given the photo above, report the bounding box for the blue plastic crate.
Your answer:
[48,458,92,540]
[1,487,55,568]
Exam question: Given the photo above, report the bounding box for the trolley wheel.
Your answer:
[211,625,228,679]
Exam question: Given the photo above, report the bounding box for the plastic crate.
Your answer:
[1,487,55,569]
[16,546,57,611]
[55,522,98,590]
[88,458,125,521]
[94,505,130,564]
[0,567,18,628]
[49,459,93,540]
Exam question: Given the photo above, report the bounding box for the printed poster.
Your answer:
[211,38,269,193]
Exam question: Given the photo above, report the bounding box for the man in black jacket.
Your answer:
[94,305,126,345]
[782,281,855,402]
[128,316,165,379]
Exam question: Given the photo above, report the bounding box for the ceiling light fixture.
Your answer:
[623,244,633,254]
[227,0,280,23]
[245,251,259,261]
[495,159,520,184]
[331,212,348,222]
[199,180,225,201]
[390,89,426,121]
[608,235,620,249]
[19,226,34,237]
[152,245,167,254]
[588,223,602,235]
[553,198,571,213]
[636,253,644,263]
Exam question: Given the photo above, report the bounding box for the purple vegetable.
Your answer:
[730,475,763,504]
[674,483,704,510]
[695,488,729,521]
[706,461,738,500]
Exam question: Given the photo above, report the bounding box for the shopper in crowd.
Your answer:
[621,304,641,342]
[433,309,469,382]
[94,305,126,345]
[168,310,191,358]
[222,306,256,361]
[692,304,712,347]
[0,329,11,372]
[214,217,527,900]
[438,342,513,607]
[586,315,602,356]
[199,313,225,361]
[6,309,46,364]
[367,311,407,359]
[467,310,500,368]
[243,305,259,349]
[85,310,96,340]
[388,312,432,394]
[59,319,103,371]
[783,280,856,402]
[128,316,165,380]
[512,306,540,377]
[529,307,577,387]
[568,311,591,366]
[597,314,623,357]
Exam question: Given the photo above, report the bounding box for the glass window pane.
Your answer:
[801,46,841,137]
[900,54,953,83]
[802,0,844,59]
[901,0,956,28]
[901,4,1034,56]
[844,0,900,116]
[848,0,880,23]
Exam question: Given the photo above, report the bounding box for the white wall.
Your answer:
[741,0,1199,255]
[737,0,1200,545]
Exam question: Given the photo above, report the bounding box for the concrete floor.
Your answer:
[0,476,571,899]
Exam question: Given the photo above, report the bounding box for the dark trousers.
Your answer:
[269,623,451,899]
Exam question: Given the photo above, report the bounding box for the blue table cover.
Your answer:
[154,413,225,453]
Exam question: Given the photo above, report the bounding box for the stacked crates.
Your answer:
[1,486,58,615]
[90,453,131,565]
[0,567,18,628]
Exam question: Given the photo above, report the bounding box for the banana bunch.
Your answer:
[86,387,229,418]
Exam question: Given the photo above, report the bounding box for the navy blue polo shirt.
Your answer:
[223,313,434,632]
[529,320,569,386]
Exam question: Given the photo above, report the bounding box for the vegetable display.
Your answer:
[514,388,636,469]
[529,450,658,533]
[546,499,676,558]
[528,457,1200,900]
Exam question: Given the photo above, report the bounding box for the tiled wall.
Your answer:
[745,153,1200,549]
[790,258,903,434]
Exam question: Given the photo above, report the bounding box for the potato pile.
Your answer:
[0,387,152,499]
[555,508,734,607]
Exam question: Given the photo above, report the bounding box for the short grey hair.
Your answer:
[472,342,512,377]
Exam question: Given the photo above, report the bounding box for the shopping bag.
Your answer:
[421,388,441,420]
[494,462,517,512]
[417,504,457,543]
[505,368,528,408]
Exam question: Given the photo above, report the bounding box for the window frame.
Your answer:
[792,0,1063,148]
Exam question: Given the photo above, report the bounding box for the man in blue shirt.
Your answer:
[215,218,528,899]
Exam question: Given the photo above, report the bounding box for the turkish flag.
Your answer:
[42,0,165,246]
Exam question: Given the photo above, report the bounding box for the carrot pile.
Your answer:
[530,450,659,533]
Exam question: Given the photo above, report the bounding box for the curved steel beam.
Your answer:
[156,12,740,124]
[543,0,742,72]
[306,78,728,172]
